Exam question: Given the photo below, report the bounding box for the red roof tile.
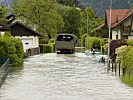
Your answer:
[106,9,133,28]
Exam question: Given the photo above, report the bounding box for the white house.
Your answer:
[106,9,133,40]
[9,21,43,52]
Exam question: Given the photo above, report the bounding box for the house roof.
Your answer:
[10,21,43,37]
[106,9,133,28]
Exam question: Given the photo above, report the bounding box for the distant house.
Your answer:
[9,21,43,52]
[105,9,133,40]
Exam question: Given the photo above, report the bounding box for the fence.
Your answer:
[0,57,11,86]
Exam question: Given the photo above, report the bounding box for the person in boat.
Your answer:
[91,45,96,55]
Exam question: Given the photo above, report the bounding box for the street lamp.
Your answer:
[107,0,112,72]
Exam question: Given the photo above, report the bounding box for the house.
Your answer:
[105,9,133,40]
[9,21,43,53]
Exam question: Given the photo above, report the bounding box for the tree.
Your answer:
[57,0,80,7]
[0,6,7,24]
[11,0,64,39]
[57,5,81,37]
[79,7,103,37]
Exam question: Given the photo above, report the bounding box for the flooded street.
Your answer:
[0,53,133,100]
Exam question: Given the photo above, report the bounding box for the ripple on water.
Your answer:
[0,53,133,100]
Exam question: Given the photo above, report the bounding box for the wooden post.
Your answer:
[112,62,114,72]
[109,60,110,71]
[115,62,117,75]
[119,62,121,77]
[122,68,125,76]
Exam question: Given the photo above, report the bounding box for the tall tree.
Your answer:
[11,0,64,38]
[57,5,81,37]
[79,7,103,37]
[57,0,80,7]
[0,6,7,24]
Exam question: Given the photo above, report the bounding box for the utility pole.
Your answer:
[107,0,112,72]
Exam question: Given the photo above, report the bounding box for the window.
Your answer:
[25,43,29,45]
[123,35,128,39]
[116,35,118,39]
[123,25,131,33]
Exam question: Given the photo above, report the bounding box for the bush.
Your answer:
[48,38,56,44]
[0,37,24,66]
[39,38,48,44]
[110,39,127,61]
[85,36,104,50]
[102,43,108,54]
[81,34,88,47]
[126,39,133,46]
[115,45,127,63]
[39,44,54,53]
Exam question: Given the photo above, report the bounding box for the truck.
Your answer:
[56,34,77,54]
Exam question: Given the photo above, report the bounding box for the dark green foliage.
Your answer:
[57,0,80,7]
[0,6,7,24]
[39,44,54,53]
[60,7,81,37]
[81,0,133,16]
[0,37,24,66]
[39,38,49,44]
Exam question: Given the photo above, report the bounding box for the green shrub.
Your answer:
[122,74,133,87]
[4,31,11,38]
[81,34,88,47]
[102,43,108,54]
[85,36,104,50]
[39,38,48,44]
[0,37,24,66]
[48,38,56,44]
[39,44,54,53]
[126,39,133,46]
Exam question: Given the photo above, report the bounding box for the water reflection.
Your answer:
[0,53,133,100]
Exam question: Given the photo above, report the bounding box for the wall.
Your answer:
[14,36,39,52]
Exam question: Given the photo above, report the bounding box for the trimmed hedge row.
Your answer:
[0,37,24,66]
[84,36,104,50]
[115,46,133,87]
[39,44,55,53]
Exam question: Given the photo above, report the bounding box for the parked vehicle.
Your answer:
[56,34,77,54]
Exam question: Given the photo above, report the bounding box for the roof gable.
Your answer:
[10,22,43,37]
[106,9,133,28]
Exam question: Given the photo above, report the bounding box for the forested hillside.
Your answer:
[81,0,133,16]
[1,0,133,16]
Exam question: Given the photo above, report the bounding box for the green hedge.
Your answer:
[81,34,88,47]
[126,39,133,46]
[85,36,104,50]
[39,44,55,53]
[48,38,56,44]
[0,37,24,66]
[115,46,133,87]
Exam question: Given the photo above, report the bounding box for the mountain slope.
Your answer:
[81,0,133,16]
[1,0,133,17]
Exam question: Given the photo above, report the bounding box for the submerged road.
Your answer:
[0,53,133,100]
